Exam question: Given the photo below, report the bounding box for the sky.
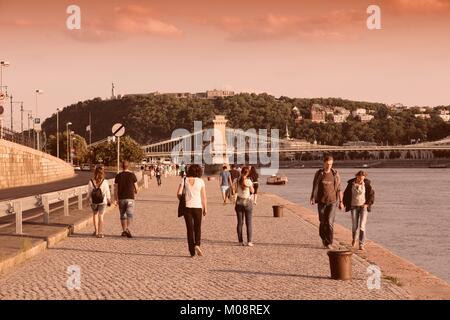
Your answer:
[1,0,450,129]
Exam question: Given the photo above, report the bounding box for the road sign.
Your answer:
[0,92,5,101]
[112,123,125,137]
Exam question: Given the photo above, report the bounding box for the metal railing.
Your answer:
[0,126,34,148]
[0,171,149,235]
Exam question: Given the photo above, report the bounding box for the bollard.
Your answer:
[78,188,83,210]
[14,201,23,234]
[272,205,284,217]
[42,196,50,224]
[64,192,69,216]
[327,250,353,280]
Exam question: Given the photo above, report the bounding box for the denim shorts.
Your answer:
[90,203,106,214]
[119,199,135,220]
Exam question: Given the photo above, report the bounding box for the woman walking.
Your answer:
[249,166,259,205]
[177,164,207,257]
[88,166,111,238]
[343,170,375,251]
[235,166,255,246]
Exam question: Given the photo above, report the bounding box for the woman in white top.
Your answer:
[177,164,207,257]
[235,166,255,246]
[88,166,111,238]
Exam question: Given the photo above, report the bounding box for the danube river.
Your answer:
[262,168,450,284]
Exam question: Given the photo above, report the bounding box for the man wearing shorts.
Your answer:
[219,165,232,205]
[115,160,139,238]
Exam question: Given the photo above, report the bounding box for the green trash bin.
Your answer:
[327,250,353,280]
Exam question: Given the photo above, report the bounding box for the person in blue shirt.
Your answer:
[219,165,233,205]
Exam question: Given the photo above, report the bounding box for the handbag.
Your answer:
[178,178,187,217]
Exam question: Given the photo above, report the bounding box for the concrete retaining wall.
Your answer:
[0,139,74,189]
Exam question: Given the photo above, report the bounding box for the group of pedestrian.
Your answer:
[310,155,375,251]
[88,155,375,257]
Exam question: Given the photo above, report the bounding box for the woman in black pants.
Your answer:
[177,164,207,257]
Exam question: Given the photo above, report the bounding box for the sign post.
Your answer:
[112,123,125,173]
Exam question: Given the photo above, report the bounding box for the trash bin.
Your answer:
[272,205,284,217]
[327,250,353,280]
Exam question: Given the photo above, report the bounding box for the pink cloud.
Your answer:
[0,19,34,28]
[66,4,182,42]
[207,10,364,42]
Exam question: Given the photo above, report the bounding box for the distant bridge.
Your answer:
[139,116,450,161]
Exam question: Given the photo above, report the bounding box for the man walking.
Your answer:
[115,160,139,238]
[310,155,343,249]
[219,165,233,205]
[156,164,162,186]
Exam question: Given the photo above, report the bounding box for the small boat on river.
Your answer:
[266,175,288,185]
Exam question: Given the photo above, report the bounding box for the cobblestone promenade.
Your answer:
[0,176,409,299]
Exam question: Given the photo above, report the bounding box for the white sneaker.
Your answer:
[247,242,254,247]
[195,245,203,256]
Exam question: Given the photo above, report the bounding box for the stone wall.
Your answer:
[0,139,74,189]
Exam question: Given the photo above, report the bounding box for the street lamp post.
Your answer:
[27,113,32,144]
[35,89,44,151]
[71,134,76,165]
[56,108,60,159]
[66,122,72,162]
[10,96,24,133]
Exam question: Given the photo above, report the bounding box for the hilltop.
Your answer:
[41,93,450,146]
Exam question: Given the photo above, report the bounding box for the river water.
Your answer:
[261,168,450,284]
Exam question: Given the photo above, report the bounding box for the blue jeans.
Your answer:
[351,206,368,245]
[235,200,253,243]
[317,202,337,246]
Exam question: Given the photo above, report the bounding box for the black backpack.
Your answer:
[91,179,104,204]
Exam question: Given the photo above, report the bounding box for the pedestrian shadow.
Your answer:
[211,269,329,280]
[135,199,177,204]
[223,214,278,218]
[70,233,186,242]
[48,246,188,258]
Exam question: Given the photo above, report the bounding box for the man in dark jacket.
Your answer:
[343,171,375,250]
[310,155,343,249]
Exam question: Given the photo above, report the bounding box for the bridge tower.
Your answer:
[212,115,228,165]
[204,115,229,174]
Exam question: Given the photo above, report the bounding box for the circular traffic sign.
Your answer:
[0,92,5,101]
[112,123,125,137]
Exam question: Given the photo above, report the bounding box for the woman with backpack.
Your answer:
[88,166,111,238]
